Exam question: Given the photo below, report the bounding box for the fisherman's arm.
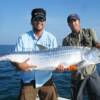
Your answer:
[66,30,100,71]
[13,36,37,71]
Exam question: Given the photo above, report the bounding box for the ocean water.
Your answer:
[0,45,100,100]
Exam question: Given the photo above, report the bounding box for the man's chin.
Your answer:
[34,28,43,32]
[37,29,43,31]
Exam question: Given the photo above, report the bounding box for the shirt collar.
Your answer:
[30,29,46,40]
[71,29,83,37]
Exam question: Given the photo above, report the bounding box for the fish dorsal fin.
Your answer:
[36,44,48,50]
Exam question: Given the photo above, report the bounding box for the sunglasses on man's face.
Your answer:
[33,17,46,22]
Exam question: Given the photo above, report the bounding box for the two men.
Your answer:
[14,8,64,100]
[14,8,100,100]
[63,14,100,100]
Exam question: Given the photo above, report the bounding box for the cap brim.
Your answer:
[70,17,79,20]
[35,15,45,19]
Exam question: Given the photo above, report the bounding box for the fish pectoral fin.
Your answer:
[23,58,30,63]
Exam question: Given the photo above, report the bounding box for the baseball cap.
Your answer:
[31,8,46,21]
[67,14,80,23]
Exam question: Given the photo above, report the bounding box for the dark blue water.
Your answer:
[0,45,100,100]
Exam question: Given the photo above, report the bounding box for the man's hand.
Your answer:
[56,64,65,72]
[65,65,78,71]
[11,58,37,71]
[56,64,78,72]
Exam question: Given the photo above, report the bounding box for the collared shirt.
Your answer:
[15,30,57,87]
[63,29,97,47]
[63,28,97,79]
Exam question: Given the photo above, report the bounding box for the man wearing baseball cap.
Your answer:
[13,8,60,100]
[63,13,100,100]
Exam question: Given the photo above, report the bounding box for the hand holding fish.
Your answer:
[56,64,78,72]
[11,58,37,71]
[65,65,78,71]
[56,64,65,72]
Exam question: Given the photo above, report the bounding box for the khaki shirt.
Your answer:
[63,28,97,79]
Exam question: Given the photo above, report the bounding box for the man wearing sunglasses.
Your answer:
[14,8,62,100]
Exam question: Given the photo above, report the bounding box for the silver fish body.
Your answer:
[0,46,100,70]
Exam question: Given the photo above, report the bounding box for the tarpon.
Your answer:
[0,46,100,71]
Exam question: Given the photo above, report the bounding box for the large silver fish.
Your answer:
[0,46,100,70]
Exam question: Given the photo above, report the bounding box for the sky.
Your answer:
[0,0,100,45]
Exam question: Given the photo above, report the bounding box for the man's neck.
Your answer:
[34,29,44,38]
[72,29,81,34]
